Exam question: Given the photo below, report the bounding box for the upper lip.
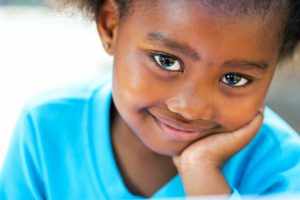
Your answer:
[151,113,216,133]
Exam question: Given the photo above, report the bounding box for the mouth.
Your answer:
[151,114,214,142]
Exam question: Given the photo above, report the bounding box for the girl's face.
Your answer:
[103,1,283,155]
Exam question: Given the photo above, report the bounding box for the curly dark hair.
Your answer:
[49,0,300,59]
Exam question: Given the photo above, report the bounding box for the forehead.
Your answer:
[129,0,287,28]
[120,0,284,65]
[127,0,284,41]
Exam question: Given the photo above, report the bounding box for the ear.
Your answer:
[96,0,119,55]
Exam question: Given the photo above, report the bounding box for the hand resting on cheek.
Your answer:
[173,107,265,196]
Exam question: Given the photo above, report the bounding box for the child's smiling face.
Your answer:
[99,0,284,155]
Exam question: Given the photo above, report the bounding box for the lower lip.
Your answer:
[154,118,206,142]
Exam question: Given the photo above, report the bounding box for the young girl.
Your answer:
[1,0,300,199]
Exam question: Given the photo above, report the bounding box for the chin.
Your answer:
[143,139,189,157]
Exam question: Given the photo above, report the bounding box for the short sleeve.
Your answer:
[228,188,242,200]
[0,108,45,199]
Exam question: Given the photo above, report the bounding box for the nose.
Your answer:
[165,85,215,121]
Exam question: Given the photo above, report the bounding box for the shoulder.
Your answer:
[24,74,112,119]
[15,73,112,139]
[12,73,112,156]
[259,107,300,149]
[250,107,300,165]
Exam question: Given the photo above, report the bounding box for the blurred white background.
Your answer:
[0,5,299,168]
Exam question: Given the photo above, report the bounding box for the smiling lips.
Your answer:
[151,114,215,142]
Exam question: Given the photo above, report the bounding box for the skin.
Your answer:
[96,0,284,197]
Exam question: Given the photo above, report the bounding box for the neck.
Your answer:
[110,103,177,197]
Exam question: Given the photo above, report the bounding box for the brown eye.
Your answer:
[221,74,250,87]
[153,54,182,71]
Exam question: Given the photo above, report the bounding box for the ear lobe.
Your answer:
[96,0,119,55]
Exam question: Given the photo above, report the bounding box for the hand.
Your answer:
[173,108,264,195]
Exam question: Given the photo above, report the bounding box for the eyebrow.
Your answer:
[223,60,269,73]
[146,32,201,60]
[146,32,269,73]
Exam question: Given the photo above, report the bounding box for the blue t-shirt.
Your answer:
[1,75,300,199]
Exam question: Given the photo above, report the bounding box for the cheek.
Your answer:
[217,89,267,131]
[221,101,259,131]
[112,51,166,111]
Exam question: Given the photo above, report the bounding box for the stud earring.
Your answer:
[104,43,111,49]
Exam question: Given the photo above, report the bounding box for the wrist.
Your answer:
[180,165,231,196]
[174,153,223,174]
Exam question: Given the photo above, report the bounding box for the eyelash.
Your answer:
[148,51,253,88]
[220,73,253,88]
[149,51,184,72]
